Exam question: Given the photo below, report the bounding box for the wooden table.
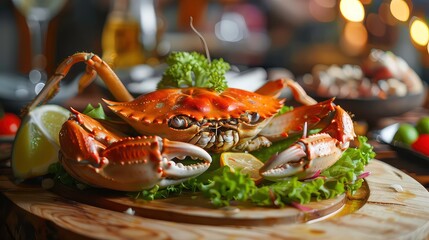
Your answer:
[1,160,428,239]
[1,85,429,239]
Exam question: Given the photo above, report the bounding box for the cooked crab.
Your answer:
[25,52,355,191]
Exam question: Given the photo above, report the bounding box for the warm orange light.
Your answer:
[340,0,365,22]
[410,18,429,46]
[342,22,368,55]
[390,0,410,22]
[344,22,368,46]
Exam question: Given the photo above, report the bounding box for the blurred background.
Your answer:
[1,0,429,108]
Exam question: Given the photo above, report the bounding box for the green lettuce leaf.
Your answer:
[131,136,375,207]
[82,103,107,119]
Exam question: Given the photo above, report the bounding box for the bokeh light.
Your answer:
[341,22,368,55]
[215,13,248,42]
[410,17,429,46]
[339,0,365,22]
[390,0,410,22]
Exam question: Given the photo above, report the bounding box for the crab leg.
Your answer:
[260,105,355,181]
[259,98,336,142]
[255,79,288,98]
[255,78,317,105]
[24,52,133,115]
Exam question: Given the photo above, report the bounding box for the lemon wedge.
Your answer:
[12,105,70,180]
[220,152,264,184]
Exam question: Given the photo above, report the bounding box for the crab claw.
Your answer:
[60,114,212,191]
[260,102,355,181]
[259,133,343,181]
[159,139,212,187]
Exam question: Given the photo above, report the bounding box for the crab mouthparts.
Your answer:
[190,128,240,152]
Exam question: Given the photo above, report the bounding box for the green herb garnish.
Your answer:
[82,103,107,119]
[157,51,230,92]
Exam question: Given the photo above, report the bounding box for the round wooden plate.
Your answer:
[50,182,354,227]
[1,160,429,239]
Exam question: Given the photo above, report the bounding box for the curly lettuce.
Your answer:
[157,51,230,92]
[132,136,375,207]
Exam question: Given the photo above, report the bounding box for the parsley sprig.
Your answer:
[157,51,230,92]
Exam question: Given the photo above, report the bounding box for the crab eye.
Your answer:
[249,112,260,123]
[169,115,191,129]
[241,112,260,124]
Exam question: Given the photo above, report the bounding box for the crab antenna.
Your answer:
[302,122,308,138]
[190,17,211,63]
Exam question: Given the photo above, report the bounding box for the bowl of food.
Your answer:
[299,49,426,124]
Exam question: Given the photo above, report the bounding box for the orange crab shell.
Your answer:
[104,88,284,142]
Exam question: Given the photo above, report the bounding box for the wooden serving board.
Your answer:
[50,186,350,227]
[1,160,429,239]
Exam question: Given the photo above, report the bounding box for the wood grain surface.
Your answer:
[1,160,429,240]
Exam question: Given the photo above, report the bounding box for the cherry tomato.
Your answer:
[0,112,21,136]
[411,134,429,156]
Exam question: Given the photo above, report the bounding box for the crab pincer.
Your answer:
[260,105,356,181]
[59,109,212,191]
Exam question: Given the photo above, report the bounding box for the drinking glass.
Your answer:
[12,0,67,93]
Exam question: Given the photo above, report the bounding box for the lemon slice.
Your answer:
[220,152,264,183]
[12,105,70,180]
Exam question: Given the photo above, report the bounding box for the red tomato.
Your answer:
[0,113,21,136]
[411,134,429,156]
